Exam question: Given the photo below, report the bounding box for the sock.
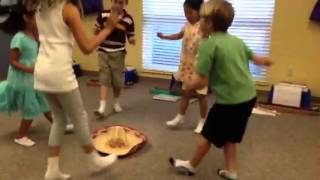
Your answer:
[177,113,185,119]
[45,157,71,180]
[98,100,106,113]
[88,151,117,172]
[114,98,120,105]
[175,159,195,173]
[218,169,238,180]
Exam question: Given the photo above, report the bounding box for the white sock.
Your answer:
[177,113,185,119]
[218,169,238,179]
[175,159,195,173]
[45,157,71,180]
[88,151,117,172]
[98,100,106,113]
[114,98,120,105]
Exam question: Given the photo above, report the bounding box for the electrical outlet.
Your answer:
[287,69,293,78]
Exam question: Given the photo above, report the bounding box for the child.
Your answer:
[0,5,53,147]
[157,0,207,133]
[30,0,121,179]
[94,0,135,117]
[169,0,272,179]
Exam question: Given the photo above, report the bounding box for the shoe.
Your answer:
[90,153,118,172]
[14,136,35,147]
[113,103,123,113]
[166,114,185,128]
[65,124,74,133]
[44,171,71,180]
[169,157,195,176]
[217,169,238,180]
[94,110,104,118]
[194,119,205,134]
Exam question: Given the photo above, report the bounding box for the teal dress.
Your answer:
[0,32,49,120]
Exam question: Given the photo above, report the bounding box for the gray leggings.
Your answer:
[45,89,92,146]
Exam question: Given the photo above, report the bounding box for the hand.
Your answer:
[157,32,165,39]
[264,58,273,67]
[105,4,122,29]
[29,67,35,74]
[128,37,136,45]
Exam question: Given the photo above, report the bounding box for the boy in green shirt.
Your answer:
[169,0,272,179]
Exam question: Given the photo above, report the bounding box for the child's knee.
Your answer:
[197,135,210,148]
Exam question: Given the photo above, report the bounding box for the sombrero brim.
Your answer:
[92,125,147,157]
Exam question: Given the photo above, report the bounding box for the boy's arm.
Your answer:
[127,16,136,45]
[244,42,272,67]
[186,73,208,90]
[157,31,184,40]
[252,55,273,67]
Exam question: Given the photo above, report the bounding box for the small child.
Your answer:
[94,0,135,117]
[157,0,207,133]
[169,0,272,179]
[0,6,52,147]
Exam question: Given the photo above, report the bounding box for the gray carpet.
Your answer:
[0,77,319,180]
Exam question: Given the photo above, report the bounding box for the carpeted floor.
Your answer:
[0,77,319,180]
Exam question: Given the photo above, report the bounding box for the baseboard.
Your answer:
[82,70,320,103]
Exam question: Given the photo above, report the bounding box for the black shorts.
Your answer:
[201,97,257,148]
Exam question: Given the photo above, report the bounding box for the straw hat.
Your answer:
[92,125,147,157]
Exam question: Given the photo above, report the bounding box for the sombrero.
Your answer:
[92,125,147,157]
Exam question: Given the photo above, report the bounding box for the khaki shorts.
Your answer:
[182,82,208,95]
[98,51,126,89]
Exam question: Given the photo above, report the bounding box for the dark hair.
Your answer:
[0,4,35,34]
[184,0,204,12]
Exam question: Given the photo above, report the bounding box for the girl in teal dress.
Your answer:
[0,6,52,147]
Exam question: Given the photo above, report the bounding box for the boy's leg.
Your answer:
[190,135,211,167]
[217,142,238,180]
[169,135,211,175]
[110,51,126,113]
[96,53,112,116]
[223,142,237,173]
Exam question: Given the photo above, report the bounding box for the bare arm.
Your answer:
[10,49,34,74]
[252,54,273,67]
[64,3,119,54]
[184,72,208,90]
[128,36,136,45]
[157,31,184,40]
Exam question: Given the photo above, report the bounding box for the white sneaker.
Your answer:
[91,153,118,172]
[65,124,74,133]
[113,103,123,113]
[14,137,35,147]
[166,114,185,128]
[169,157,196,176]
[45,171,71,180]
[194,119,205,134]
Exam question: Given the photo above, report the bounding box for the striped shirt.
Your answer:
[95,9,135,53]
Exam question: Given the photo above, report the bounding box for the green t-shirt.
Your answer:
[197,32,256,104]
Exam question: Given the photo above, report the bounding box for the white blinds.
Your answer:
[142,0,275,80]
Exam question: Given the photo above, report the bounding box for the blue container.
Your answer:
[268,85,312,109]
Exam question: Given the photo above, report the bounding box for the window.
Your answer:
[142,0,275,81]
